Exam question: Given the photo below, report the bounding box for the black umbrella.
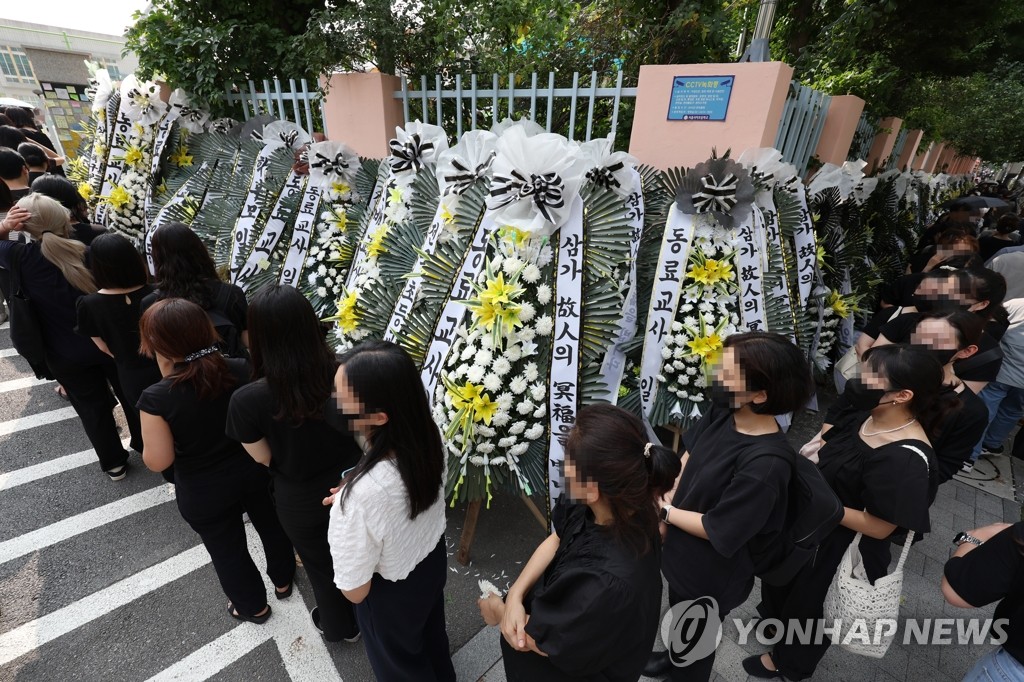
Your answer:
[941,195,1009,209]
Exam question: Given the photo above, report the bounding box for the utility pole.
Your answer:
[738,0,779,63]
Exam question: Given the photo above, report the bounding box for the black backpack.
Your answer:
[741,443,844,586]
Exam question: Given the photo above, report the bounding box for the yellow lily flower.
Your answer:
[104,185,132,210]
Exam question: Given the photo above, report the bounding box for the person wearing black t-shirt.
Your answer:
[943,521,1024,680]
[137,299,295,624]
[748,346,941,680]
[226,285,362,642]
[76,234,161,455]
[645,332,813,682]
[479,404,679,682]
[141,222,249,358]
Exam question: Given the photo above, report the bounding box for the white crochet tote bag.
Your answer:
[822,444,928,658]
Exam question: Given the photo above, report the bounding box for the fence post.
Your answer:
[865,116,903,174]
[922,142,945,173]
[627,62,793,170]
[811,94,865,168]
[320,72,405,158]
[896,129,923,172]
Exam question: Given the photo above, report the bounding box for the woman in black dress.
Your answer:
[227,284,362,641]
[748,345,945,680]
[478,403,680,682]
[31,175,105,245]
[138,298,294,623]
[651,331,814,682]
[76,233,161,454]
[142,222,248,358]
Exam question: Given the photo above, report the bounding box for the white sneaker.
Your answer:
[960,461,975,474]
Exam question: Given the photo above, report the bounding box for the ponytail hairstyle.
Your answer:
[565,403,681,556]
[15,193,96,293]
[138,298,236,401]
[248,284,337,424]
[861,344,955,442]
[337,340,443,519]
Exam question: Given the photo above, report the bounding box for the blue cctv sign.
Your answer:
[667,76,735,122]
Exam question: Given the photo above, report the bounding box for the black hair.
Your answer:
[31,175,89,222]
[956,267,1008,326]
[996,214,1020,234]
[0,114,12,127]
[248,284,338,424]
[150,222,220,307]
[0,126,27,150]
[862,344,956,442]
[337,340,443,520]
[88,232,148,289]
[724,331,814,415]
[566,403,680,555]
[0,146,26,181]
[5,107,33,129]
[0,181,11,212]
[17,142,46,168]
[914,310,985,350]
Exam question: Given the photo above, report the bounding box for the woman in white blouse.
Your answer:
[326,340,455,681]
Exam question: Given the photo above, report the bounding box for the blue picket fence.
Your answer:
[774,81,831,176]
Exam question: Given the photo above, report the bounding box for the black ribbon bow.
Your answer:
[585,161,625,191]
[443,152,496,195]
[390,133,434,174]
[311,151,351,178]
[692,173,739,214]
[490,169,565,223]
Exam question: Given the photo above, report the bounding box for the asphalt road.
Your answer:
[0,323,547,682]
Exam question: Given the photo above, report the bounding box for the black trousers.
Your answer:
[274,492,357,640]
[355,539,455,682]
[175,456,295,618]
[49,357,129,471]
[666,588,732,682]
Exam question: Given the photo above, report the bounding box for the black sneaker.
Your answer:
[311,607,361,643]
[982,444,1005,456]
[105,463,129,481]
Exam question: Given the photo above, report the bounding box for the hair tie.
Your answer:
[184,345,219,363]
[644,442,653,459]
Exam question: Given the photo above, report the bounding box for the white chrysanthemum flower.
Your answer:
[510,377,528,395]
[316,287,327,298]
[537,246,554,268]
[664,364,675,374]
[479,334,495,350]
[703,313,716,324]
[461,344,476,361]
[519,302,536,322]
[490,257,504,273]
[673,347,686,360]
[502,257,523,275]
[683,316,698,328]
[525,424,545,440]
[492,411,511,428]
[533,405,546,418]
[681,303,694,313]
[317,264,327,276]
[497,392,514,409]
[492,358,512,376]
[530,384,546,402]
[524,363,539,382]
[686,367,698,375]
[536,284,552,305]
[517,400,534,415]
[483,373,502,393]
[673,360,686,370]
[522,264,542,284]
[505,345,523,362]
[475,349,494,367]
[509,421,527,435]
[661,346,673,360]
[467,365,486,383]
[519,327,536,343]
[477,442,495,454]
[498,436,516,448]
[509,442,529,457]
[455,363,470,378]
[535,316,553,336]
[656,374,667,383]
[671,321,683,333]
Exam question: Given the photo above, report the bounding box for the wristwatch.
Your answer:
[953,531,983,547]
[661,505,672,523]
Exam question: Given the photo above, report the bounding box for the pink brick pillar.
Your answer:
[864,116,902,173]
[320,72,405,158]
[896,130,923,172]
[812,94,865,167]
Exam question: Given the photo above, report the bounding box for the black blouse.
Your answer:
[76,286,157,371]
[501,498,662,682]
[662,404,794,611]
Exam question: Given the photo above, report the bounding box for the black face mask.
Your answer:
[844,378,887,411]
[708,381,735,410]
[910,346,958,366]
[913,294,965,314]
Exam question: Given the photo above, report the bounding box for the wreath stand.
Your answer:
[456,494,550,565]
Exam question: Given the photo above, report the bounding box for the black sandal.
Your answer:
[227,602,271,624]
[274,583,293,600]
[742,654,784,679]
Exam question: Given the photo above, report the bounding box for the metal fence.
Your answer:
[222,78,323,135]
[394,71,638,144]
[848,113,877,162]
[773,81,831,176]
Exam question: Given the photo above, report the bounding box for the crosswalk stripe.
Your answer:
[145,623,266,682]
[0,321,9,330]
[0,348,18,359]
[0,542,210,667]
[0,407,78,437]
[0,484,175,565]
[0,376,52,394]
[0,440,130,491]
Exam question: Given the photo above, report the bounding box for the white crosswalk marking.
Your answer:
[0,484,175,565]
[0,376,52,394]
[0,440,129,491]
[0,406,78,437]
[0,543,210,667]
[0,321,9,330]
[0,348,18,358]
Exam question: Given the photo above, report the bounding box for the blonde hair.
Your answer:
[15,194,96,294]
